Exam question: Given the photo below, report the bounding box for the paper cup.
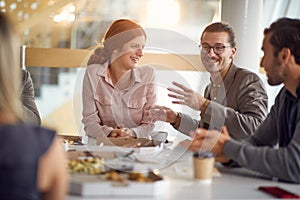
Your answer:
[193,151,215,183]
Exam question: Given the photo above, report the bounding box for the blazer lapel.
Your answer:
[217,63,238,104]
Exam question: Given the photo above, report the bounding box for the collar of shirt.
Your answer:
[286,83,300,101]
[296,83,300,98]
[97,62,142,88]
[210,63,231,85]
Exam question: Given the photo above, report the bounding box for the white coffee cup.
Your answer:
[150,131,168,146]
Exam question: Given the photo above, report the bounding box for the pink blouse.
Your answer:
[82,63,157,138]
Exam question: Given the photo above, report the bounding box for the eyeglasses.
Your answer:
[199,44,231,54]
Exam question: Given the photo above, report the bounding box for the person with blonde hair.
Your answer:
[0,13,68,199]
[82,19,156,139]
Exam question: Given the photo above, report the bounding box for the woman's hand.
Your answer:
[109,124,136,138]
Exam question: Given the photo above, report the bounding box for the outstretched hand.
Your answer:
[168,82,206,111]
[145,105,178,123]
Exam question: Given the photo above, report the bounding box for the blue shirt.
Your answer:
[0,124,55,200]
[224,84,300,183]
[282,83,300,146]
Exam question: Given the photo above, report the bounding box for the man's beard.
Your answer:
[267,60,284,86]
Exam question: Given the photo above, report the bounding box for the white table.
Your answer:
[67,143,299,200]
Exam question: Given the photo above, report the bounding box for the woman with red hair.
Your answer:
[82,19,156,139]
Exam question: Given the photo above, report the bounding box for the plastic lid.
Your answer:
[193,151,214,158]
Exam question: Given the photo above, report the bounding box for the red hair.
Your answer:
[103,19,146,41]
[88,19,146,65]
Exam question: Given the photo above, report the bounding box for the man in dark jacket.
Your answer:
[188,18,300,183]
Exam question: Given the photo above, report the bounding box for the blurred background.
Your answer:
[1,0,299,135]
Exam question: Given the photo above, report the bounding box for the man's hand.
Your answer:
[188,126,231,157]
[168,82,206,111]
[145,105,178,123]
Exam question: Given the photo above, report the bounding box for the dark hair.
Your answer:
[88,19,146,65]
[264,18,300,65]
[200,22,236,47]
[264,17,300,35]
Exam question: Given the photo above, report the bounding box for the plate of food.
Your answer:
[68,156,106,175]
[69,170,164,196]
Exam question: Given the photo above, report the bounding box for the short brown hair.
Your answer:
[201,22,236,47]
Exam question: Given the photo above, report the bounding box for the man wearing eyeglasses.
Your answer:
[187,18,300,183]
[148,22,268,141]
